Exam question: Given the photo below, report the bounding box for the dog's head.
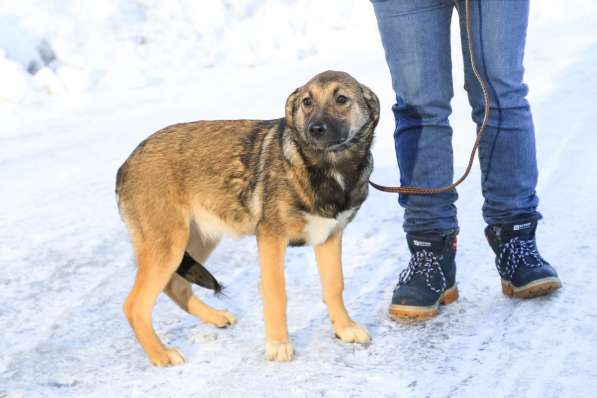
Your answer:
[285,70,379,151]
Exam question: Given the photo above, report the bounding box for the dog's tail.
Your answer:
[176,252,222,294]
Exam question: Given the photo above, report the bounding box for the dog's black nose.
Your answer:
[308,121,327,136]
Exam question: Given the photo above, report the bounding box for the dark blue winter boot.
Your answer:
[485,221,561,298]
[389,233,458,319]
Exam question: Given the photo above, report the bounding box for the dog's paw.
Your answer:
[334,322,371,345]
[265,341,294,362]
[149,347,185,367]
[207,310,236,328]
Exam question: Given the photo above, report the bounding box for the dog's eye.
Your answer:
[336,95,348,104]
[302,98,312,107]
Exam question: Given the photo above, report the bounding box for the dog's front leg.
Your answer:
[257,231,293,361]
[314,232,370,344]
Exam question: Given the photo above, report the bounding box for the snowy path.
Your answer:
[2,16,597,398]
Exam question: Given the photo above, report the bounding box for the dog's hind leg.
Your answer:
[164,274,235,328]
[165,230,235,327]
[314,232,370,344]
[123,222,189,367]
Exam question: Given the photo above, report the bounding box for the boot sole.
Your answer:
[501,277,561,298]
[388,286,459,320]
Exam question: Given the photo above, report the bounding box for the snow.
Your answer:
[1,1,597,397]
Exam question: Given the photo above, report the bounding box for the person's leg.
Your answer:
[371,0,458,235]
[455,0,541,224]
[372,0,461,319]
[455,0,560,297]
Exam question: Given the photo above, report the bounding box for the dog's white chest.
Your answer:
[302,209,355,246]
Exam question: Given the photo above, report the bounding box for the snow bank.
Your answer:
[0,14,42,102]
[0,12,91,102]
[0,0,368,103]
[0,49,30,102]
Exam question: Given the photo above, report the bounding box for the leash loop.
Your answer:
[369,0,490,195]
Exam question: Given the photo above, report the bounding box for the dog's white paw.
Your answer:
[334,322,371,344]
[265,341,294,362]
[150,347,186,367]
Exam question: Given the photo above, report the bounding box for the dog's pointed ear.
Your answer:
[285,87,301,130]
[360,83,380,125]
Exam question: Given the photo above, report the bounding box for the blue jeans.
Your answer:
[371,0,541,234]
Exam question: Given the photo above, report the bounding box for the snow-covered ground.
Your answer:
[1,1,597,397]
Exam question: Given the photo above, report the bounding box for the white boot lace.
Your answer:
[397,250,447,293]
[497,237,546,280]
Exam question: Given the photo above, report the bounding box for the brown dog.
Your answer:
[115,70,379,366]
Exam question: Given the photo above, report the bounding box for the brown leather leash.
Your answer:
[369,0,490,195]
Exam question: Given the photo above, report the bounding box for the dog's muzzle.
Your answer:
[306,119,349,150]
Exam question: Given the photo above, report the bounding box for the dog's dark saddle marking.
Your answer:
[176,252,222,293]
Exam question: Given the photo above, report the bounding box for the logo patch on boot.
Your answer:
[513,222,532,231]
[413,240,432,247]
